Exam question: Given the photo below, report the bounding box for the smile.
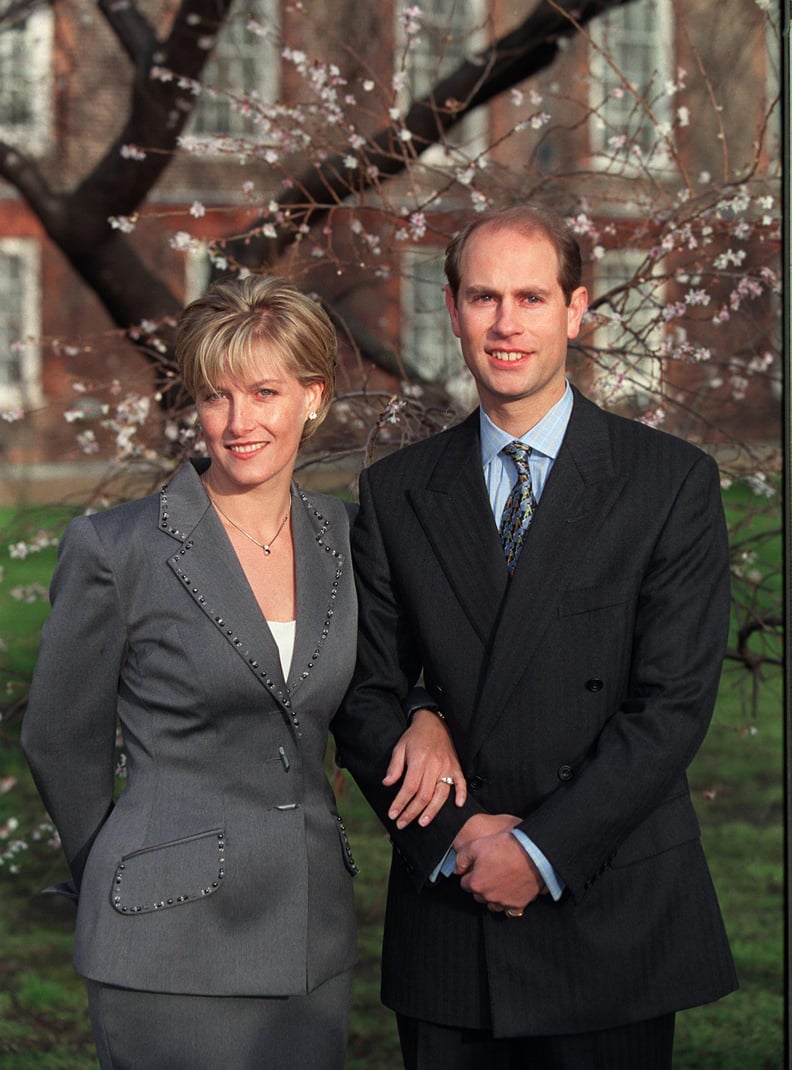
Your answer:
[489,351,529,362]
[226,442,266,454]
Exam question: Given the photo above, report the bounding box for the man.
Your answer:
[335,205,736,1069]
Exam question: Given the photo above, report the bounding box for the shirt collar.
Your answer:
[479,381,573,467]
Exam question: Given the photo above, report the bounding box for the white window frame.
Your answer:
[189,0,280,141]
[400,247,470,391]
[395,0,489,166]
[0,9,54,155]
[0,239,42,409]
[184,245,213,304]
[588,0,674,174]
[592,249,664,405]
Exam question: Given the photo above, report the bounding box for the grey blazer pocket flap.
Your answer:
[111,827,226,915]
[610,793,701,869]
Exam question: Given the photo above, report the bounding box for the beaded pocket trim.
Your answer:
[111,828,226,915]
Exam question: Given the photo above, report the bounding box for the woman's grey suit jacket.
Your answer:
[22,460,358,997]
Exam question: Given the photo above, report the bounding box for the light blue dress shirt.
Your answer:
[434,383,573,901]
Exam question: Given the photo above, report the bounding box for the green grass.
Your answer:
[674,667,784,1070]
[0,491,784,1068]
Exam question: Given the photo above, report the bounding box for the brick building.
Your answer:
[0,0,780,486]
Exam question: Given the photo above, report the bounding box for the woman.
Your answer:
[22,276,463,1070]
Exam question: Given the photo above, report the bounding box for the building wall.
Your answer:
[0,0,780,476]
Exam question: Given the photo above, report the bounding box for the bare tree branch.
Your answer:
[97,0,156,66]
[0,0,235,342]
[65,0,234,243]
[0,0,637,378]
[225,0,637,270]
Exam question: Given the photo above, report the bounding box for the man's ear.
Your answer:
[566,286,588,340]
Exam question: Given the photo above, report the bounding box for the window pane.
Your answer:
[399,0,488,160]
[0,242,41,404]
[401,251,461,383]
[589,0,673,166]
[190,0,280,137]
[0,12,52,151]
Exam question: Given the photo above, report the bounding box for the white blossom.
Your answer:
[108,215,138,234]
[120,144,147,161]
[170,231,200,252]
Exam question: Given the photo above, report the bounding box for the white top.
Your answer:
[268,619,296,680]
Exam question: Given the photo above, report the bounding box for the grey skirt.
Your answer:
[86,970,351,1070]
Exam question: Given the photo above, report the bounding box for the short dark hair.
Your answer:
[444,205,583,305]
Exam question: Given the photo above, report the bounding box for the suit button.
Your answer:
[585,678,604,692]
[557,764,574,782]
[468,775,485,790]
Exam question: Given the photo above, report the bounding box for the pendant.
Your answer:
[263,545,272,555]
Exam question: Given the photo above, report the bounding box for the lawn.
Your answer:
[0,494,784,1069]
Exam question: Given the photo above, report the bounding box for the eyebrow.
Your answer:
[215,376,286,388]
[464,284,552,299]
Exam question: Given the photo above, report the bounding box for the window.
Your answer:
[592,250,664,405]
[401,249,473,405]
[0,9,53,154]
[184,245,212,304]
[397,0,488,164]
[189,0,280,138]
[0,240,42,409]
[588,0,673,172]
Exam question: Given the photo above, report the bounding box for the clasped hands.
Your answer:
[453,812,547,915]
[383,707,546,916]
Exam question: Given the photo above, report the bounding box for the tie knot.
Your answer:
[503,440,532,472]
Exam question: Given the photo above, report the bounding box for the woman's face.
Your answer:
[195,345,323,495]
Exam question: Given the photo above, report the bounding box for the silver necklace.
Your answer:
[209,495,291,556]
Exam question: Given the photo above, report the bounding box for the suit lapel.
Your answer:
[465,391,626,758]
[160,464,349,730]
[408,412,510,647]
[161,460,287,684]
[289,487,349,697]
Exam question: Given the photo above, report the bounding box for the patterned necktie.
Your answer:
[499,441,537,572]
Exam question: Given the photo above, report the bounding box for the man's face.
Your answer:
[445,225,587,433]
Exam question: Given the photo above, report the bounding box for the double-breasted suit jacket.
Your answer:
[335,388,737,1038]
[22,460,358,997]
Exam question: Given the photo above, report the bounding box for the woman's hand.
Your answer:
[384,708,467,829]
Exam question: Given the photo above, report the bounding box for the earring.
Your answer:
[307,411,318,421]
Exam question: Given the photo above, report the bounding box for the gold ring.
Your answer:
[437,776,455,785]
[505,908,524,918]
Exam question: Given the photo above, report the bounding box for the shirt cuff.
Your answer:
[430,846,458,883]
[511,829,565,901]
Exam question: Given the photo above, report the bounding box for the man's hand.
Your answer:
[454,819,547,913]
[453,812,521,852]
[384,708,467,829]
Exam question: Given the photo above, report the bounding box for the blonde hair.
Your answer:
[176,275,337,441]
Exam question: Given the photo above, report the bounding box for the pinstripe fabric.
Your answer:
[397,1010,676,1069]
[339,388,737,1044]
